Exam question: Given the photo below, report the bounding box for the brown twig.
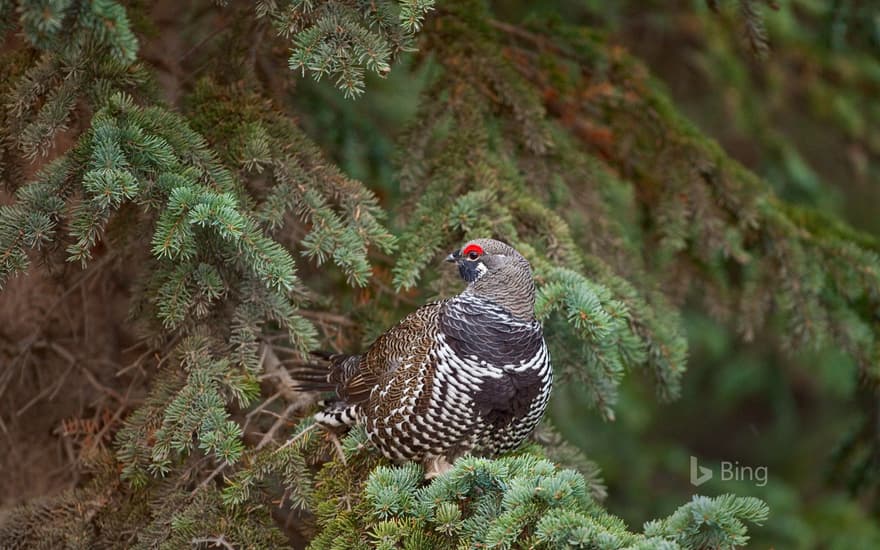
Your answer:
[116,333,183,377]
[79,363,125,403]
[178,20,232,63]
[297,309,357,327]
[87,392,133,454]
[242,390,282,433]
[257,402,301,451]
[16,359,76,416]
[194,461,230,495]
[272,422,318,454]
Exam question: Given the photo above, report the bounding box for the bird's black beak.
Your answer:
[445,250,459,263]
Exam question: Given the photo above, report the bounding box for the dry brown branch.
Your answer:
[257,402,301,451]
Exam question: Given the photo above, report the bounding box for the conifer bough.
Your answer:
[1,1,877,548]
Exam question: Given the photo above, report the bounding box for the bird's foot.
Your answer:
[423,455,453,480]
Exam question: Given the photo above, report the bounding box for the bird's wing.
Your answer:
[323,354,368,403]
[338,301,446,405]
[471,365,546,428]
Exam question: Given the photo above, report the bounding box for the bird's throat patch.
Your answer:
[459,260,487,283]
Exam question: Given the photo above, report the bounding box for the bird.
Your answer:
[292,238,552,477]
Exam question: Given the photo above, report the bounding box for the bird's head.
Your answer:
[446,238,536,318]
[445,238,525,283]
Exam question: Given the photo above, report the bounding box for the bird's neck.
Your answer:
[465,279,536,321]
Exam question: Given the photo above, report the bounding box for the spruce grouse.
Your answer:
[294,239,552,475]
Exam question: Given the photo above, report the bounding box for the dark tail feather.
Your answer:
[286,360,337,393]
[284,351,358,394]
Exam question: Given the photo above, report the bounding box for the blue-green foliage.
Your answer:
[644,494,770,548]
[221,418,322,511]
[255,0,435,98]
[16,0,137,63]
[115,334,261,486]
[0,0,143,161]
[186,78,397,288]
[353,455,767,549]
[537,268,642,419]
[7,0,880,548]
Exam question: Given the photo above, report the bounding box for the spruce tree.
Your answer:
[0,1,878,548]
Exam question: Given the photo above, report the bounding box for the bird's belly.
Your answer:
[364,375,480,462]
[362,349,552,462]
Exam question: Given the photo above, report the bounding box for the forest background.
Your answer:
[1,0,879,548]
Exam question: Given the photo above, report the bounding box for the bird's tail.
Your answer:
[282,351,362,428]
[284,351,358,394]
[286,361,336,393]
[314,401,361,427]
[279,350,335,394]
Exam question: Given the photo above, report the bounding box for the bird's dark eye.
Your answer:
[461,244,484,261]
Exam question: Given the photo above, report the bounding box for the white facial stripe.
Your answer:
[475,262,488,279]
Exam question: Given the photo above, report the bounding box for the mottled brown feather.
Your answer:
[336,302,445,410]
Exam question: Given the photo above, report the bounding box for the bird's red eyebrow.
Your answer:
[462,244,484,256]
